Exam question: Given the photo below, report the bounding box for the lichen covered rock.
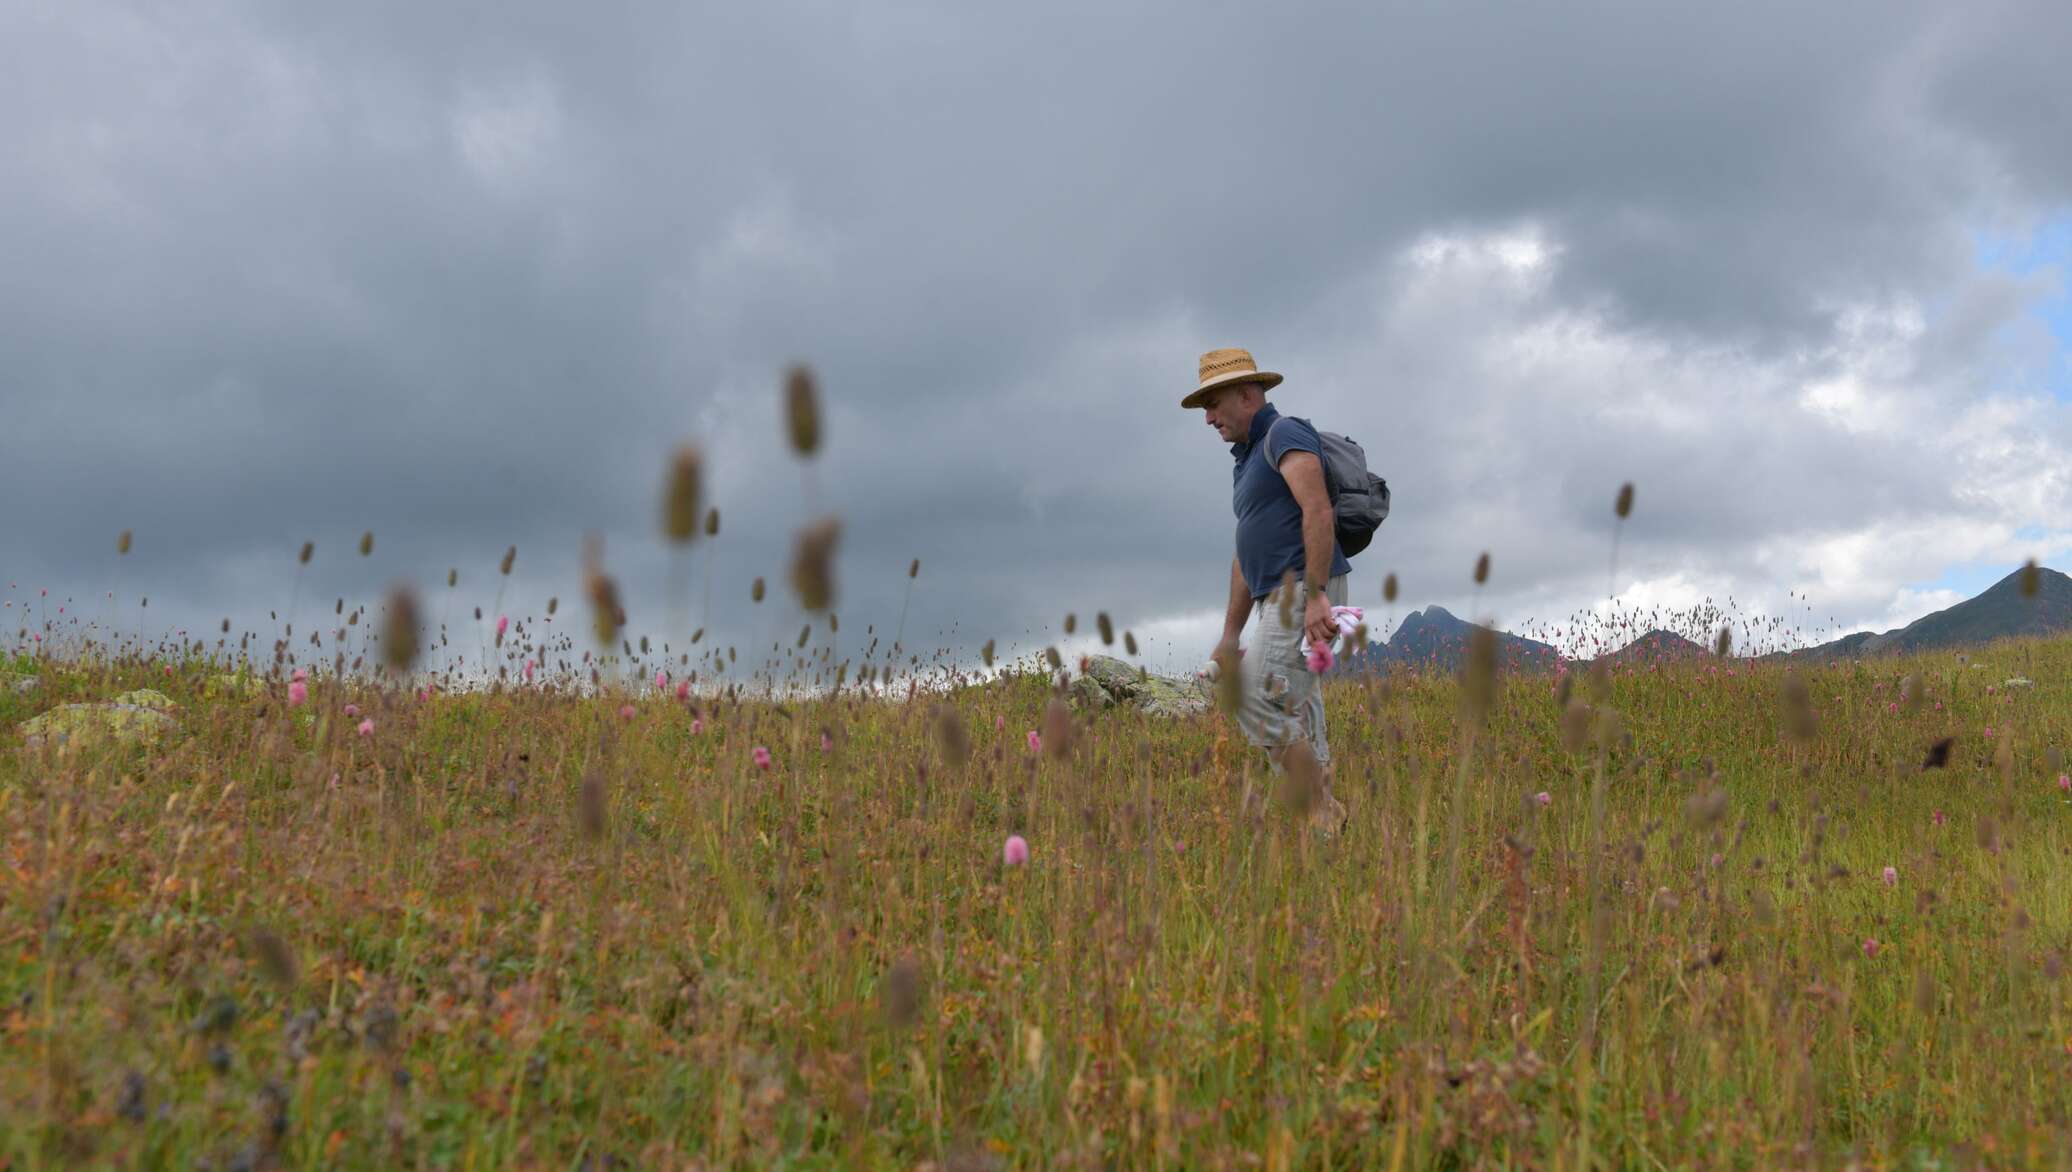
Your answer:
[21,702,182,752]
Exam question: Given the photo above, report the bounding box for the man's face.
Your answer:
[1201,383,1260,443]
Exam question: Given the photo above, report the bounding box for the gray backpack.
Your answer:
[1270,416,1391,557]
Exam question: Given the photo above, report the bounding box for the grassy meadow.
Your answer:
[4,631,2072,1169]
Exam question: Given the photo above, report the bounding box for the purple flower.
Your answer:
[1003,835,1029,866]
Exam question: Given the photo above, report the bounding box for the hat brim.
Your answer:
[1180,369,1281,409]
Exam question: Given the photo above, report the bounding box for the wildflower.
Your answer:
[1932,809,1946,826]
[1027,730,1042,753]
[1305,642,1333,673]
[496,615,509,638]
[619,704,637,721]
[821,732,833,753]
[343,704,360,718]
[995,714,1005,732]
[523,660,536,683]
[1984,726,1994,738]
[287,681,307,707]
[1863,937,1881,959]
[675,680,691,701]
[655,668,667,690]
[1887,702,1898,715]
[292,668,308,682]
[1003,835,1029,866]
[356,719,374,737]
[752,746,772,770]
[418,685,431,702]
[2058,774,2070,792]
[1882,866,1898,887]
[692,717,704,735]
[1534,790,1552,807]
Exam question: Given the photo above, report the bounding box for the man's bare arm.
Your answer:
[1278,449,1339,645]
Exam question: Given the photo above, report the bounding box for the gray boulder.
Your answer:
[1070,655,1213,718]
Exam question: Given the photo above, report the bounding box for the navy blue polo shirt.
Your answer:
[1231,403,1350,599]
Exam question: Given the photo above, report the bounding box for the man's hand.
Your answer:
[1303,591,1336,649]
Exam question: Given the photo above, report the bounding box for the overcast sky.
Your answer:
[4,0,2070,680]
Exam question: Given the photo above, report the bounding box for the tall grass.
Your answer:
[3,628,2069,1167]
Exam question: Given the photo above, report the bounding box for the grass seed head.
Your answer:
[1714,627,1732,657]
[752,577,766,603]
[880,955,923,1029]
[1384,572,1398,603]
[1278,739,1323,815]
[1096,612,1113,644]
[1615,482,1634,519]
[909,558,920,579]
[1125,630,1138,656]
[447,568,457,588]
[380,584,421,671]
[663,445,704,543]
[1560,699,1593,753]
[705,507,720,537]
[1041,697,1072,758]
[789,516,841,610]
[1780,674,1817,742]
[117,529,132,555]
[1474,552,1490,585]
[933,704,971,765]
[298,541,313,565]
[981,639,995,668]
[784,364,821,456]
[578,764,608,838]
[500,545,517,576]
[359,531,374,556]
[246,925,299,988]
[2020,558,2039,597]
[1458,625,1499,727]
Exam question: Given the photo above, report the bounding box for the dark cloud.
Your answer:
[3,0,2068,676]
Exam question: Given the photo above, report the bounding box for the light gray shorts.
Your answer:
[1235,574,1348,767]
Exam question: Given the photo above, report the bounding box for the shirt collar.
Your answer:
[1231,403,1280,459]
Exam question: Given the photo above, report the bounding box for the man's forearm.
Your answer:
[1222,557,1251,637]
[1301,504,1334,595]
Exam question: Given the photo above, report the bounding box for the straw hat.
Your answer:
[1181,347,1282,409]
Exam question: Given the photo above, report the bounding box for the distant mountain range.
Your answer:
[1334,565,2070,673]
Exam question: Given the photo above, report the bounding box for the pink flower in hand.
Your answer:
[1002,835,1029,866]
[752,746,772,770]
[1306,641,1334,673]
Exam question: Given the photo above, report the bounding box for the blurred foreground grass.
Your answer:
[3,639,2071,1169]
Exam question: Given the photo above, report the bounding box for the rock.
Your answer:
[113,688,180,711]
[2003,677,2034,689]
[1070,655,1212,719]
[20,703,182,752]
[5,675,37,695]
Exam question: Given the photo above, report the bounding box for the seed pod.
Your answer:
[359,531,374,557]
[447,568,458,588]
[547,597,558,615]
[1383,573,1398,603]
[1779,674,1817,742]
[1124,631,1138,656]
[499,546,517,576]
[784,365,821,456]
[1615,482,1634,519]
[1458,625,1498,727]
[981,638,995,668]
[751,577,766,603]
[299,542,314,565]
[117,530,132,555]
[909,558,920,579]
[662,445,704,543]
[587,575,625,647]
[1473,553,1490,585]
[1063,613,1077,635]
[380,584,421,671]
[1096,612,1114,645]
[789,516,840,610]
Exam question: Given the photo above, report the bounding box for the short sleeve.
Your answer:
[1266,417,1322,468]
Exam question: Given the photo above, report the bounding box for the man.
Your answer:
[1184,347,1351,837]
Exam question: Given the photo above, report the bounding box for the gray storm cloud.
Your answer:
[3,0,2068,676]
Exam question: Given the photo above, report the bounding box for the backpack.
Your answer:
[1269,416,1391,557]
